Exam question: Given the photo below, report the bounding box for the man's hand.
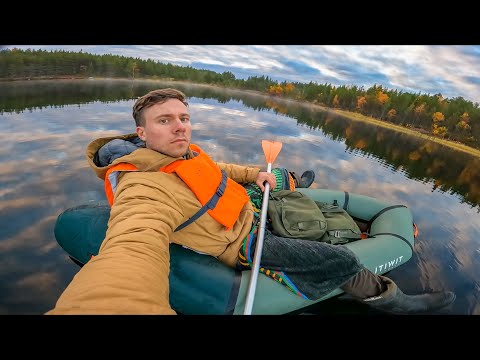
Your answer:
[255,171,276,192]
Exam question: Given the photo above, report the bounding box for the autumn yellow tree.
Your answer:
[432,111,447,137]
[284,83,295,93]
[387,108,397,121]
[432,111,444,123]
[376,90,389,118]
[456,112,471,131]
[268,85,283,96]
[356,96,367,112]
[377,91,389,105]
[414,103,426,116]
[268,83,295,96]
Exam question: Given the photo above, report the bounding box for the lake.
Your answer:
[0,79,479,315]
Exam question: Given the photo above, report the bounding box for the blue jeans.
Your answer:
[238,228,364,300]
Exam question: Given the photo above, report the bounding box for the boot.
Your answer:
[290,170,315,188]
[363,276,456,314]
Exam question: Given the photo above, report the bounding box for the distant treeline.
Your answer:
[1,48,479,149]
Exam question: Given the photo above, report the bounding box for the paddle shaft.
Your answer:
[243,162,273,315]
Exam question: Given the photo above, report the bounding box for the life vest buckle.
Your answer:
[216,185,225,197]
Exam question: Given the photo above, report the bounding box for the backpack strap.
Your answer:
[324,229,363,244]
[317,200,364,244]
[318,204,345,213]
[174,170,228,232]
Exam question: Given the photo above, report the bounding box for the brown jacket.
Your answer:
[46,133,260,314]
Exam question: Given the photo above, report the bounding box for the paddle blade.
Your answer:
[261,140,282,164]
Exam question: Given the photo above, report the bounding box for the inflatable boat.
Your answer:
[53,188,417,315]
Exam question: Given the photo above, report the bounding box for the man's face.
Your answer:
[136,99,192,158]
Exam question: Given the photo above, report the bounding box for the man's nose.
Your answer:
[174,118,187,132]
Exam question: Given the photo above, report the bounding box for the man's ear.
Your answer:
[136,126,146,141]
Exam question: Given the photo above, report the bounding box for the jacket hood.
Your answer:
[86,133,194,180]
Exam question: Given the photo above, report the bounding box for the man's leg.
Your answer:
[244,230,455,313]
[340,267,386,298]
[340,268,456,314]
[247,229,364,300]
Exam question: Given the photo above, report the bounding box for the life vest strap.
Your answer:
[174,170,228,232]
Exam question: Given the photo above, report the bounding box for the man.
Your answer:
[46,88,455,315]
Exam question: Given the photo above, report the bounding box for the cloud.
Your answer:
[7,45,480,103]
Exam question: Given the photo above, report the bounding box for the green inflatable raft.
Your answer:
[54,188,417,315]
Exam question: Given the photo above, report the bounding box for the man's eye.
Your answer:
[159,119,168,124]
[181,117,190,122]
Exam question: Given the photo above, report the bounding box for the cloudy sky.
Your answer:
[6,45,480,104]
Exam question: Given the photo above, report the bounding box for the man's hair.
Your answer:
[132,88,189,127]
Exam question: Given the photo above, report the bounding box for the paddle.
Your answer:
[243,140,283,315]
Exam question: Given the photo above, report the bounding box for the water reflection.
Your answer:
[0,79,479,314]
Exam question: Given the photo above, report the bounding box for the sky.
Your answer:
[5,45,480,104]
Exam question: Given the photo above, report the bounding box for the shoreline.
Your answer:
[4,77,480,158]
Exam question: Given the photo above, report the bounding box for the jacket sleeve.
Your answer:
[46,173,182,315]
[216,162,260,184]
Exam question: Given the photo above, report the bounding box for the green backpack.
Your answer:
[267,190,362,245]
[314,201,363,245]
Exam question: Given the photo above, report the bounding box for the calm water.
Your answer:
[1,79,479,315]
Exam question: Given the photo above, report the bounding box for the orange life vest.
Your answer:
[104,144,250,230]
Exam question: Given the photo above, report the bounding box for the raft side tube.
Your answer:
[297,188,396,222]
[169,244,242,315]
[54,203,110,265]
